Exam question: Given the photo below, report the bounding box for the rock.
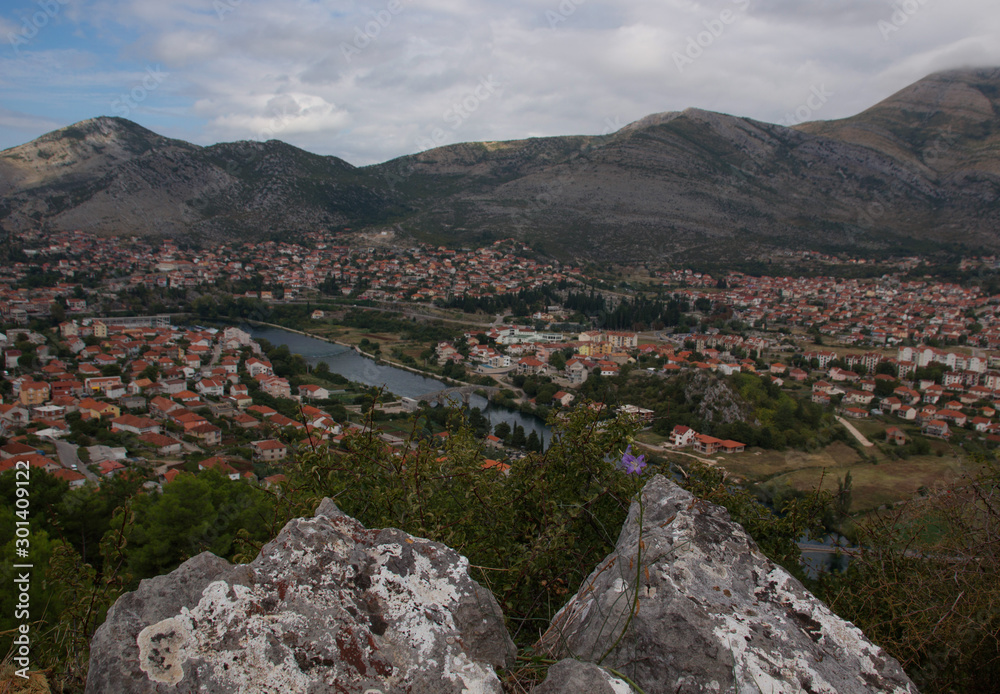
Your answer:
[85,500,514,694]
[531,659,633,694]
[535,475,918,694]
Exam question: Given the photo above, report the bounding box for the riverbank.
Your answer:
[247,320,485,392]
[240,322,552,444]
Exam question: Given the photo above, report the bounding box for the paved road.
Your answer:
[53,439,100,483]
[836,416,875,447]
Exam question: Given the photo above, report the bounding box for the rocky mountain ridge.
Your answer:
[3,67,999,261]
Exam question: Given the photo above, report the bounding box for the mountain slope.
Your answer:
[2,68,1000,261]
[0,117,398,242]
[375,105,958,260]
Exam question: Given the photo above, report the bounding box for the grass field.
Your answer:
[648,432,973,513]
[762,455,968,512]
[719,439,968,512]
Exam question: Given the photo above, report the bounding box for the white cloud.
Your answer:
[2,0,999,162]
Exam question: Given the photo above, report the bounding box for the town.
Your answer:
[2,229,999,523]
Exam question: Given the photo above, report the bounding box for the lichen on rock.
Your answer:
[535,474,919,694]
[85,499,514,694]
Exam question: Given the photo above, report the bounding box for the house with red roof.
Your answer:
[110,414,161,436]
[693,434,724,455]
[669,425,697,448]
[190,423,222,446]
[139,432,183,456]
[198,456,240,481]
[885,427,908,446]
[246,358,273,378]
[922,419,950,439]
[98,459,126,477]
[0,442,40,460]
[50,468,87,488]
[195,378,225,397]
[251,439,288,462]
[0,454,58,474]
[298,384,330,400]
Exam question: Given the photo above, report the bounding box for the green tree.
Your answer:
[526,430,542,452]
[280,403,640,644]
[510,423,527,448]
[493,421,511,442]
[549,351,566,371]
[314,361,331,379]
[112,469,275,580]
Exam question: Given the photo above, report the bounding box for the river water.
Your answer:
[248,326,550,445]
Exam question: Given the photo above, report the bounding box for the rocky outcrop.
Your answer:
[531,659,633,694]
[683,370,758,428]
[86,478,920,693]
[85,498,514,694]
[535,475,918,694]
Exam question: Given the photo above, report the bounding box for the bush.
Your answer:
[281,404,641,644]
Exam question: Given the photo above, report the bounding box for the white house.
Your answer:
[669,425,697,447]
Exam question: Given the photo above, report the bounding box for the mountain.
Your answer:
[3,68,1000,261]
[0,117,398,243]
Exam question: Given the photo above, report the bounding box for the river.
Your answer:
[248,326,551,445]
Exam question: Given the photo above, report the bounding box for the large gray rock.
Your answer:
[86,499,514,693]
[532,659,633,694]
[535,475,918,694]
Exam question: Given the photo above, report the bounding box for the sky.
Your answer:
[1,0,999,165]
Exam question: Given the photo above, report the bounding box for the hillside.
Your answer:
[2,68,999,261]
[0,117,398,243]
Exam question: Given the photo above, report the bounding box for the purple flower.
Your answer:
[617,444,647,475]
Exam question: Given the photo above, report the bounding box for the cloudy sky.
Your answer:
[2,0,999,165]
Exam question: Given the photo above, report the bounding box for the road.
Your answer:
[835,416,875,447]
[209,338,222,367]
[53,439,100,483]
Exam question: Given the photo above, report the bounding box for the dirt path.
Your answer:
[836,416,875,447]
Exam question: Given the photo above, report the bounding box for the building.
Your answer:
[669,425,696,448]
[922,419,950,439]
[18,381,50,406]
[110,414,162,436]
[298,384,330,400]
[251,439,288,462]
[139,433,183,456]
[693,434,723,455]
[885,427,908,446]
